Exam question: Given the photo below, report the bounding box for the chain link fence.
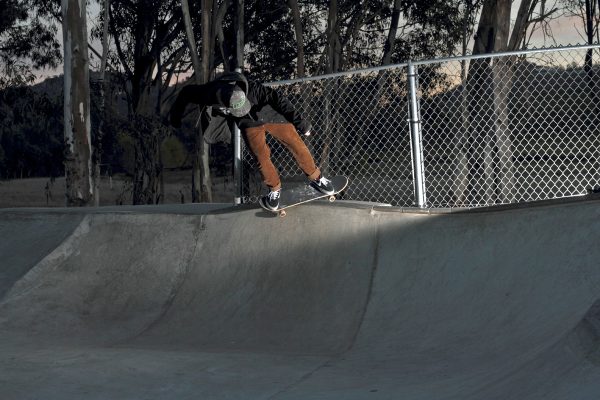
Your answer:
[242,45,600,208]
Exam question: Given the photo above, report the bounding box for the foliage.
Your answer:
[245,1,298,81]
[0,0,61,89]
[0,85,63,178]
[161,135,188,168]
[0,73,133,180]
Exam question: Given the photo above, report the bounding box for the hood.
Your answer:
[214,72,249,95]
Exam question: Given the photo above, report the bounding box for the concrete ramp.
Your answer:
[1,199,600,399]
[0,211,83,298]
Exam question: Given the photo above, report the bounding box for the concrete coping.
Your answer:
[1,192,598,216]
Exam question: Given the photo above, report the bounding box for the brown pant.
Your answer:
[243,123,320,191]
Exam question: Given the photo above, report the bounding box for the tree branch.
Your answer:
[109,5,134,80]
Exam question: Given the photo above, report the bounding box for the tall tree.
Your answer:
[233,0,244,70]
[452,0,562,205]
[288,0,305,77]
[325,0,340,74]
[181,0,213,202]
[199,0,213,202]
[575,0,598,130]
[214,0,232,71]
[94,0,111,206]
[454,0,483,205]
[563,0,598,91]
[381,0,402,66]
[108,0,186,204]
[458,0,514,205]
[62,0,94,206]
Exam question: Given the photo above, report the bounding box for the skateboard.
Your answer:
[260,175,349,217]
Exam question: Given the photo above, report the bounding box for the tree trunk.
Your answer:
[233,0,244,70]
[319,0,339,171]
[454,0,516,206]
[181,0,200,203]
[340,10,364,71]
[62,0,93,207]
[127,2,162,205]
[214,0,232,72]
[490,0,515,204]
[491,55,515,203]
[181,0,213,203]
[129,114,160,204]
[508,0,536,50]
[583,0,595,75]
[325,0,339,74]
[181,0,202,77]
[381,0,401,66]
[584,0,597,133]
[200,0,213,202]
[288,0,305,77]
[94,0,111,207]
[453,0,475,206]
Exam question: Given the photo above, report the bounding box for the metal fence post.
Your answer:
[233,68,243,205]
[407,61,427,208]
[233,126,242,205]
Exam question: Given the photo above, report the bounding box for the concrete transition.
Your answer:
[1,197,600,399]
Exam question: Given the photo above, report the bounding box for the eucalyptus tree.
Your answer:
[563,0,599,50]
[453,0,560,206]
[288,0,306,77]
[180,0,214,202]
[562,0,599,92]
[107,0,188,204]
[62,0,94,206]
[381,0,401,66]
[562,0,599,135]
[92,0,111,206]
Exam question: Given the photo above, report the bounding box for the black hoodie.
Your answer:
[169,72,311,143]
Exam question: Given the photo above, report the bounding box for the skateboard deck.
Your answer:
[261,175,349,217]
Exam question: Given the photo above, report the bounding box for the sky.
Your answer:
[35,3,593,83]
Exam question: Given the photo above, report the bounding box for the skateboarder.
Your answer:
[169,71,334,210]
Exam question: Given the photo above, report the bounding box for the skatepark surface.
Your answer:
[1,196,600,399]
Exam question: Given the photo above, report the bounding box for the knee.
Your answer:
[249,139,271,160]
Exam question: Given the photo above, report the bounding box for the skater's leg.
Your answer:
[264,123,321,181]
[243,125,282,191]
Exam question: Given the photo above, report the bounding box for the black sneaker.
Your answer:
[259,189,281,210]
[310,175,334,195]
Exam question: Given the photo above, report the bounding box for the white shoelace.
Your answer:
[319,177,331,186]
[268,190,280,200]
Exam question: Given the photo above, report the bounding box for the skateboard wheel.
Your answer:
[328,195,336,202]
[279,210,287,217]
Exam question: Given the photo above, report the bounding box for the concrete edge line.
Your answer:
[118,215,207,346]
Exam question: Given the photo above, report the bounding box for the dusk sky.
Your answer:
[35,6,593,83]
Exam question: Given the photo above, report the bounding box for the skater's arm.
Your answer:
[254,83,311,135]
[169,84,214,128]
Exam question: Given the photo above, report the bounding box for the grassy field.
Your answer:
[0,169,235,208]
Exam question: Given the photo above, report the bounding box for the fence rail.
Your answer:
[241,45,600,208]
